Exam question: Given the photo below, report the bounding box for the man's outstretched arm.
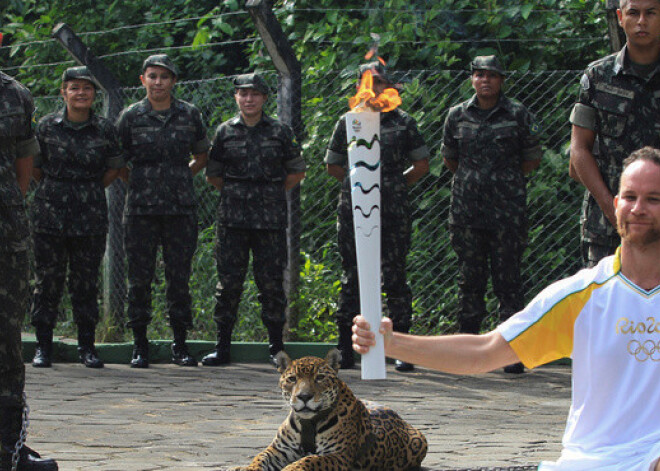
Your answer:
[352,315,520,375]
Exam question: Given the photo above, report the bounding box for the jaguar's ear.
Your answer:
[325,348,342,372]
[275,350,292,373]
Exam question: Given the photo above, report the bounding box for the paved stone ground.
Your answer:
[24,362,571,471]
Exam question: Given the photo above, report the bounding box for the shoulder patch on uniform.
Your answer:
[580,73,590,91]
[530,122,541,136]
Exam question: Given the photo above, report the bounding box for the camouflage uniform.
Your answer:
[31,108,123,330]
[0,72,58,470]
[206,113,304,329]
[570,45,660,267]
[116,96,209,330]
[325,108,430,332]
[0,71,39,407]
[442,93,541,333]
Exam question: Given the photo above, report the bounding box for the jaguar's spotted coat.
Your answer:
[230,349,427,471]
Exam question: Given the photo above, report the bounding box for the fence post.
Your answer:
[52,23,127,339]
[605,0,625,52]
[245,0,303,334]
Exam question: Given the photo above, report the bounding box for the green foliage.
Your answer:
[1,0,256,94]
[288,249,342,342]
[3,1,611,94]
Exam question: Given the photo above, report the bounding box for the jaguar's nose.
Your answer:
[296,392,313,403]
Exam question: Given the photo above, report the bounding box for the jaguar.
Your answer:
[230,349,427,470]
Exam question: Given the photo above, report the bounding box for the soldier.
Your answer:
[326,62,430,371]
[569,0,660,267]
[30,66,123,369]
[116,54,209,368]
[0,67,58,468]
[203,73,305,366]
[441,56,542,374]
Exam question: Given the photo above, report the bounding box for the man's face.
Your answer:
[61,79,96,113]
[615,159,660,247]
[618,0,660,49]
[471,70,503,100]
[235,88,267,119]
[140,66,176,103]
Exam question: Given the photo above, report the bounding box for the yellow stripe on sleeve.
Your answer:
[509,281,605,369]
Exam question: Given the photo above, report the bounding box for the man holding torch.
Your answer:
[325,61,430,371]
[353,146,660,471]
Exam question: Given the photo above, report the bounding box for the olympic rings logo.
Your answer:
[627,340,660,362]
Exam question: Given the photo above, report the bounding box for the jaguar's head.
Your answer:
[274,349,342,419]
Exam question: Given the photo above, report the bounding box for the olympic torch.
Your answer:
[346,66,401,380]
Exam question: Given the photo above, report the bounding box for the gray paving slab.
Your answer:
[24,362,571,471]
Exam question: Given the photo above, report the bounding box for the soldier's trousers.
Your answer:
[449,224,525,333]
[124,214,197,329]
[336,213,413,331]
[580,227,619,268]
[0,250,29,407]
[31,232,106,329]
[214,226,287,327]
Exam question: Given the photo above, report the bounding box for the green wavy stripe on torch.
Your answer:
[348,134,380,150]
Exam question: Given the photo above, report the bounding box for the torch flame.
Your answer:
[349,69,402,113]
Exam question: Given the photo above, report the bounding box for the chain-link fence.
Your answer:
[30,68,585,342]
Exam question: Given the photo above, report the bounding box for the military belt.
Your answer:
[224,177,284,184]
[45,175,98,183]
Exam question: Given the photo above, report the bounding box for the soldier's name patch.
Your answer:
[491,120,518,130]
[594,82,634,99]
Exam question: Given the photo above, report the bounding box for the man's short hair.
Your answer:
[621,146,660,182]
[620,0,660,9]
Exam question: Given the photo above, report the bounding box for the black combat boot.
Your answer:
[171,324,197,367]
[0,404,58,471]
[337,324,355,369]
[130,326,149,369]
[77,324,104,369]
[31,326,52,368]
[201,323,232,366]
[265,322,285,367]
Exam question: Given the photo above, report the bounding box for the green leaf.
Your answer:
[521,4,534,20]
[219,22,233,35]
[224,0,239,10]
[192,27,210,48]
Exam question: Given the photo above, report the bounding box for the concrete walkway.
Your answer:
[23,358,571,471]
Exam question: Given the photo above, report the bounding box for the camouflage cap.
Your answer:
[142,54,178,77]
[471,55,506,76]
[61,66,99,88]
[233,73,269,94]
[358,61,393,84]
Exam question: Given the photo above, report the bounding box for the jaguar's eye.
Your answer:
[315,374,326,382]
[286,375,296,383]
